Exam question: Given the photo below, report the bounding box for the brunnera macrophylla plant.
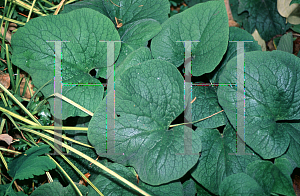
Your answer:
[6,0,300,195]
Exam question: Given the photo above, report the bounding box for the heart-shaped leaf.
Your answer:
[88,59,202,185]
[191,124,260,194]
[209,26,261,84]
[151,1,229,76]
[217,50,300,159]
[61,0,170,26]
[246,159,296,196]
[11,8,121,119]
[238,0,291,41]
[218,173,267,196]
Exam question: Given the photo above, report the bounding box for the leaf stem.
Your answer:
[25,125,88,131]
[169,110,224,128]
[52,93,94,116]
[5,44,15,91]
[6,0,46,16]
[0,15,25,26]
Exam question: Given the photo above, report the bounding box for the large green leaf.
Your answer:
[184,0,212,7]
[61,0,170,26]
[246,159,296,196]
[191,124,260,195]
[229,0,249,26]
[8,145,56,180]
[31,182,88,196]
[88,59,202,185]
[195,183,214,195]
[282,123,300,168]
[277,32,294,54]
[182,178,197,196]
[115,47,152,74]
[11,8,121,120]
[218,173,267,196]
[151,1,229,76]
[291,0,300,5]
[60,0,110,18]
[88,163,184,196]
[115,19,161,67]
[273,158,296,195]
[217,50,300,159]
[238,0,291,41]
[118,19,162,48]
[209,26,261,84]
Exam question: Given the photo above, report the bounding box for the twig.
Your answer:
[169,110,224,128]
[110,0,121,8]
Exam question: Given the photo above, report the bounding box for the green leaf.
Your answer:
[118,19,162,50]
[37,105,52,126]
[170,1,178,7]
[184,0,220,7]
[115,47,152,74]
[246,160,296,196]
[30,182,88,196]
[277,32,294,53]
[114,19,161,67]
[291,0,300,5]
[88,163,184,196]
[61,0,170,26]
[8,145,56,181]
[113,42,135,71]
[4,185,27,196]
[273,36,281,49]
[60,0,110,18]
[195,183,214,195]
[291,24,300,33]
[245,160,275,195]
[88,59,202,185]
[217,50,300,159]
[11,8,121,120]
[282,123,300,168]
[0,184,10,196]
[151,1,229,76]
[238,0,291,41]
[191,124,260,195]
[191,84,227,128]
[218,173,267,196]
[209,26,261,84]
[229,0,249,26]
[273,158,296,195]
[182,178,197,196]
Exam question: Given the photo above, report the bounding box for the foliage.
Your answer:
[229,0,292,41]
[0,0,299,195]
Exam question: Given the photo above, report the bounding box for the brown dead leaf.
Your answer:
[0,71,35,98]
[1,22,17,43]
[267,39,276,51]
[224,0,239,27]
[115,17,123,28]
[0,134,13,145]
[19,74,35,99]
[0,71,10,92]
[78,173,91,186]
[229,20,240,27]
[293,174,300,196]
